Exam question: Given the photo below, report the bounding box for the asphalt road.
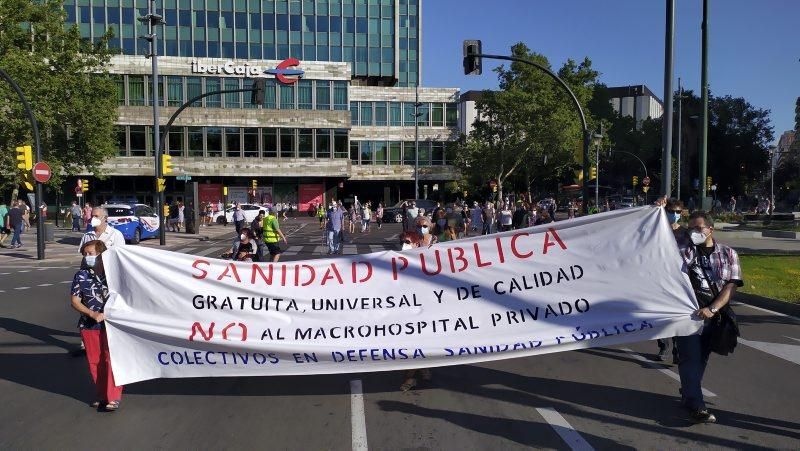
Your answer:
[1,218,798,449]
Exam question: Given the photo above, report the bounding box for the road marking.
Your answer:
[731,301,800,321]
[0,273,10,275]
[342,245,358,255]
[350,379,368,451]
[18,270,30,273]
[14,287,30,290]
[282,246,303,256]
[738,337,800,366]
[620,348,716,397]
[536,407,594,451]
[384,233,399,241]
[37,283,53,287]
[59,280,71,284]
[369,245,387,254]
[174,247,195,254]
[313,245,328,255]
[194,247,226,257]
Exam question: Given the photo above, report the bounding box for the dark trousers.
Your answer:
[72,216,81,231]
[676,331,712,410]
[234,220,244,235]
[10,224,22,246]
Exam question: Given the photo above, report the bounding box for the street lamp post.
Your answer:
[676,78,686,200]
[139,0,165,245]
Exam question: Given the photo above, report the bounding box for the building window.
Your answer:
[280,83,295,109]
[360,141,372,165]
[333,80,348,110]
[167,127,184,156]
[374,141,387,165]
[334,129,348,158]
[431,141,445,165]
[115,75,125,105]
[359,101,373,126]
[224,78,241,108]
[297,80,312,110]
[418,141,431,165]
[205,78,221,107]
[390,102,401,126]
[225,127,241,157]
[350,101,359,124]
[316,81,330,110]
[431,103,444,127]
[280,128,295,157]
[374,102,387,126]
[263,128,277,157]
[389,141,401,164]
[350,141,359,164]
[186,77,202,103]
[188,126,204,157]
[116,126,127,156]
[243,128,259,158]
[263,79,277,109]
[129,125,147,156]
[446,102,458,127]
[167,76,184,107]
[403,141,415,165]
[128,75,145,106]
[416,103,429,126]
[206,127,222,157]
[403,102,415,126]
[316,129,331,158]
[298,128,313,157]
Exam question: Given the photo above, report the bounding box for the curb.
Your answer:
[717,229,800,240]
[735,292,800,319]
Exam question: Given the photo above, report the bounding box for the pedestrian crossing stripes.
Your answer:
[168,243,399,258]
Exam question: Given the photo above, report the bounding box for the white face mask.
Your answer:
[240,234,247,241]
[401,243,413,251]
[84,255,97,267]
[690,231,708,245]
[90,217,102,227]
[419,226,429,235]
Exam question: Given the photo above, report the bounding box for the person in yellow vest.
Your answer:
[262,207,288,262]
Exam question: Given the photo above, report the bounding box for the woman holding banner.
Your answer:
[70,240,123,411]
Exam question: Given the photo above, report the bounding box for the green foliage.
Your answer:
[0,0,118,193]
[451,43,601,199]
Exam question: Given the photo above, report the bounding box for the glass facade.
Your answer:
[64,0,421,87]
[350,140,446,165]
[350,101,455,127]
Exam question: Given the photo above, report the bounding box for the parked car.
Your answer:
[102,203,160,244]
[613,197,636,210]
[382,199,438,223]
[212,203,264,224]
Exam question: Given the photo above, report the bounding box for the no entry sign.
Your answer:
[32,162,52,183]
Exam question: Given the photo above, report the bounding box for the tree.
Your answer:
[451,43,600,200]
[0,0,118,195]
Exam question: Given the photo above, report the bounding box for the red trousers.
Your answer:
[81,328,123,402]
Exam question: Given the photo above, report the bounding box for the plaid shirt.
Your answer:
[681,240,744,296]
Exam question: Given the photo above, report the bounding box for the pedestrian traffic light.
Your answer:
[590,167,597,180]
[81,179,89,193]
[161,154,173,175]
[252,179,257,189]
[463,40,482,75]
[223,186,228,196]
[706,176,712,190]
[251,78,265,105]
[632,176,639,186]
[16,145,32,171]
[157,178,166,192]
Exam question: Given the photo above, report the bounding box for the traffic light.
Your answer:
[16,145,32,171]
[706,176,712,191]
[632,176,639,186]
[252,179,257,189]
[21,174,33,191]
[590,167,597,180]
[81,179,89,193]
[157,178,166,192]
[251,78,265,105]
[463,40,482,75]
[161,154,173,175]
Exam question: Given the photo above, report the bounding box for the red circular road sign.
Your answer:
[32,162,52,183]
[642,176,651,186]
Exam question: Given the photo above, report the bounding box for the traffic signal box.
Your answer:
[590,167,597,180]
[81,179,89,193]
[706,176,712,191]
[632,176,639,187]
[463,40,482,75]
[16,145,32,171]
[157,178,166,192]
[161,154,173,175]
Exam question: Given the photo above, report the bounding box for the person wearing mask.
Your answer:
[415,216,437,247]
[470,201,483,235]
[676,210,743,424]
[461,205,471,237]
[349,205,358,235]
[326,202,346,255]
[7,201,25,248]
[232,203,246,235]
[405,201,419,232]
[481,201,495,235]
[656,198,687,363]
[376,203,384,230]
[79,207,126,251]
[499,203,513,232]
[262,207,288,262]
[434,209,448,234]
[71,240,123,411]
[83,202,93,231]
[317,204,326,229]
[251,210,266,242]
[362,202,371,233]
[228,228,257,262]
[70,201,83,232]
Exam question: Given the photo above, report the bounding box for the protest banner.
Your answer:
[103,206,701,385]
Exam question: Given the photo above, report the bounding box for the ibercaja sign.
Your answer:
[191,58,304,84]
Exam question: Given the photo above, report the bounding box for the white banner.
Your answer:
[103,206,700,385]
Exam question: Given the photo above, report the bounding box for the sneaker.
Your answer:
[690,409,716,424]
[656,348,668,362]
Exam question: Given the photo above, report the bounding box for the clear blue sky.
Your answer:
[422,0,799,142]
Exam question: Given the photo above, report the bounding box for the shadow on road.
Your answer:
[0,317,79,350]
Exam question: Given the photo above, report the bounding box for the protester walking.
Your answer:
[262,207,287,262]
[656,198,687,363]
[326,202,345,255]
[0,202,9,248]
[376,203,384,230]
[71,240,123,411]
[83,202,93,231]
[79,207,126,251]
[178,202,185,231]
[70,201,83,231]
[233,203,246,235]
[676,210,743,423]
[7,201,25,248]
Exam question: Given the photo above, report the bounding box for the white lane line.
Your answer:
[620,348,716,397]
[313,245,328,255]
[37,283,53,287]
[282,245,303,256]
[194,247,226,257]
[14,287,30,290]
[350,379,368,451]
[536,408,594,451]
[731,301,800,321]
[59,280,72,284]
[342,245,358,255]
[37,268,48,271]
[0,273,10,275]
[18,270,31,273]
[738,338,800,366]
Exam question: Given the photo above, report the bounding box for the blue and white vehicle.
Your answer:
[103,203,160,244]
